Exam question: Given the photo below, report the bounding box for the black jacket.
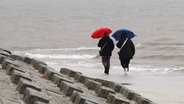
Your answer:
[98,35,114,56]
[116,37,135,59]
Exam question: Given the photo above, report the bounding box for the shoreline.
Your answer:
[0,49,154,104]
[61,65,184,104]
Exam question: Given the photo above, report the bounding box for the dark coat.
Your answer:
[98,35,114,56]
[116,37,135,60]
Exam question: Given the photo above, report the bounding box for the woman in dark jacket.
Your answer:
[116,33,135,72]
[98,33,114,74]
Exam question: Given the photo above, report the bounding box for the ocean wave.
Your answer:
[156,46,180,50]
[135,42,184,51]
[123,65,184,73]
[25,53,96,59]
[63,62,102,68]
[144,42,184,46]
[32,47,99,52]
[138,54,184,60]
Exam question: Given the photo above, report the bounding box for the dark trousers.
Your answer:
[120,59,130,71]
[101,56,111,74]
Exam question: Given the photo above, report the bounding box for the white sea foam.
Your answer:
[25,53,95,59]
[30,47,99,52]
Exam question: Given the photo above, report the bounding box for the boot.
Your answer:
[104,68,109,74]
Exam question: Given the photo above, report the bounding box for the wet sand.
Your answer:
[63,66,184,104]
[0,69,24,104]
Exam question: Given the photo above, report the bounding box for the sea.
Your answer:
[0,0,184,104]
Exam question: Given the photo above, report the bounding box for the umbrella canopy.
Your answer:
[112,29,136,41]
[91,27,112,39]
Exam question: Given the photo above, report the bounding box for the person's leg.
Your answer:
[125,59,130,71]
[105,56,110,74]
[120,59,126,71]
[102,56,110,74]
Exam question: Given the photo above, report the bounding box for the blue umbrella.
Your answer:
[112,29,136,41]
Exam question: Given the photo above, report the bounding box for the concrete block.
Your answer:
[23,88,49,104]
[1,58,18,70]
[23,57,32,64]
[60,68,72,74]
[96,86,115,99]
[71,91,98,104]
[74,94,99,104]
[52,74,73,87]
[113,83,123,93]
[6,64,24,75]
[60,81,83,96]
[37,64,47,74]
[67,70,82,78]
[74,73,90,83]
[126,90,139,100]
[17,78,41,94]
[84,100,98,104]
[84,79,101,91]
[11,70,32,84]
[0,54,8,64]
[120,86,129,96]
[112,97,130,104]
[10,54,23,61]
[60,68,81,77]
[132,93,142,102]
[137,97,153,104]
[95,78,115,88]
[34,101,48,104]
[52,73,63,84]
[0,50,10,57]
[43,67,60,80]
[70,91,80,103]
[31,59,47,70]
[106,93,115,103]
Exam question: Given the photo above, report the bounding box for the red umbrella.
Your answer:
[91,28,112,39]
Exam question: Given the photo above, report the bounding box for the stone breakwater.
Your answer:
[0,49,155,104]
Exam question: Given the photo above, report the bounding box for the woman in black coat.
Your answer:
[98,33,114,74]
[116,33,135,72]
